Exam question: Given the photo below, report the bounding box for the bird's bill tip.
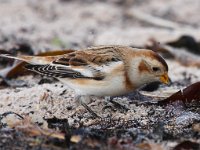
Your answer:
[160,73,170,84]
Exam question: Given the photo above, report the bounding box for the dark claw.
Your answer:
[110,99,129,112]
[81,103,101,119]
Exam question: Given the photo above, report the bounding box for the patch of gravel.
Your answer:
[0,60,200,129]
[0,79,151,127]
[0,0,200,149]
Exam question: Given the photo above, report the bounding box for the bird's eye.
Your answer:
[152,67,160,72]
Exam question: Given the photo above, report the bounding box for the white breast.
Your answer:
[58,61,130,96]
[58,73,128,96]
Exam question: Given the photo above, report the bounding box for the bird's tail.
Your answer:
[0,54,32,62]
[0,54,56,64]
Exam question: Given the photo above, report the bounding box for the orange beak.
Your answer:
[160,73,170,84]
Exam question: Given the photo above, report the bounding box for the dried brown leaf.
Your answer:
[173,141,200,150]
[136,141,164,150]
[157,82,200,105]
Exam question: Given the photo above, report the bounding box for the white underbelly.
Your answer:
[58,75,129,96]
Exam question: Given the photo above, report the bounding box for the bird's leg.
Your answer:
[104,96,111,104]
[103,96,129,112]
[75,95,101,118]
[102,96,115,112]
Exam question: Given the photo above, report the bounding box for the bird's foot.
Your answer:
[81,102,101,119]
[109,99,129,112]
[75,95,101,119]
[102,96,129,112]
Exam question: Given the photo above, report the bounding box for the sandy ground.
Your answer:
[0,0,200,149]
[0,60,200,126]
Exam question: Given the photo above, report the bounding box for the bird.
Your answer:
[0,45,169,117]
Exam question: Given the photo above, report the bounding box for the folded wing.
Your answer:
[25,47,123,80]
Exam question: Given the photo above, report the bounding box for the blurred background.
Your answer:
[0,0,200,53]
[0,1,200,149]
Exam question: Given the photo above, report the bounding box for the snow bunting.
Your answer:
[0,45,169,117]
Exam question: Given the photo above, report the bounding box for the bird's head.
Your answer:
[128,49,169,87]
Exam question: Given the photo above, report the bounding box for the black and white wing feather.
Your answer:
[24,48,123,80]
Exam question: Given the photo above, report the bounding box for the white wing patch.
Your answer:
[52,60,123,79]
[95,61,123,73]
